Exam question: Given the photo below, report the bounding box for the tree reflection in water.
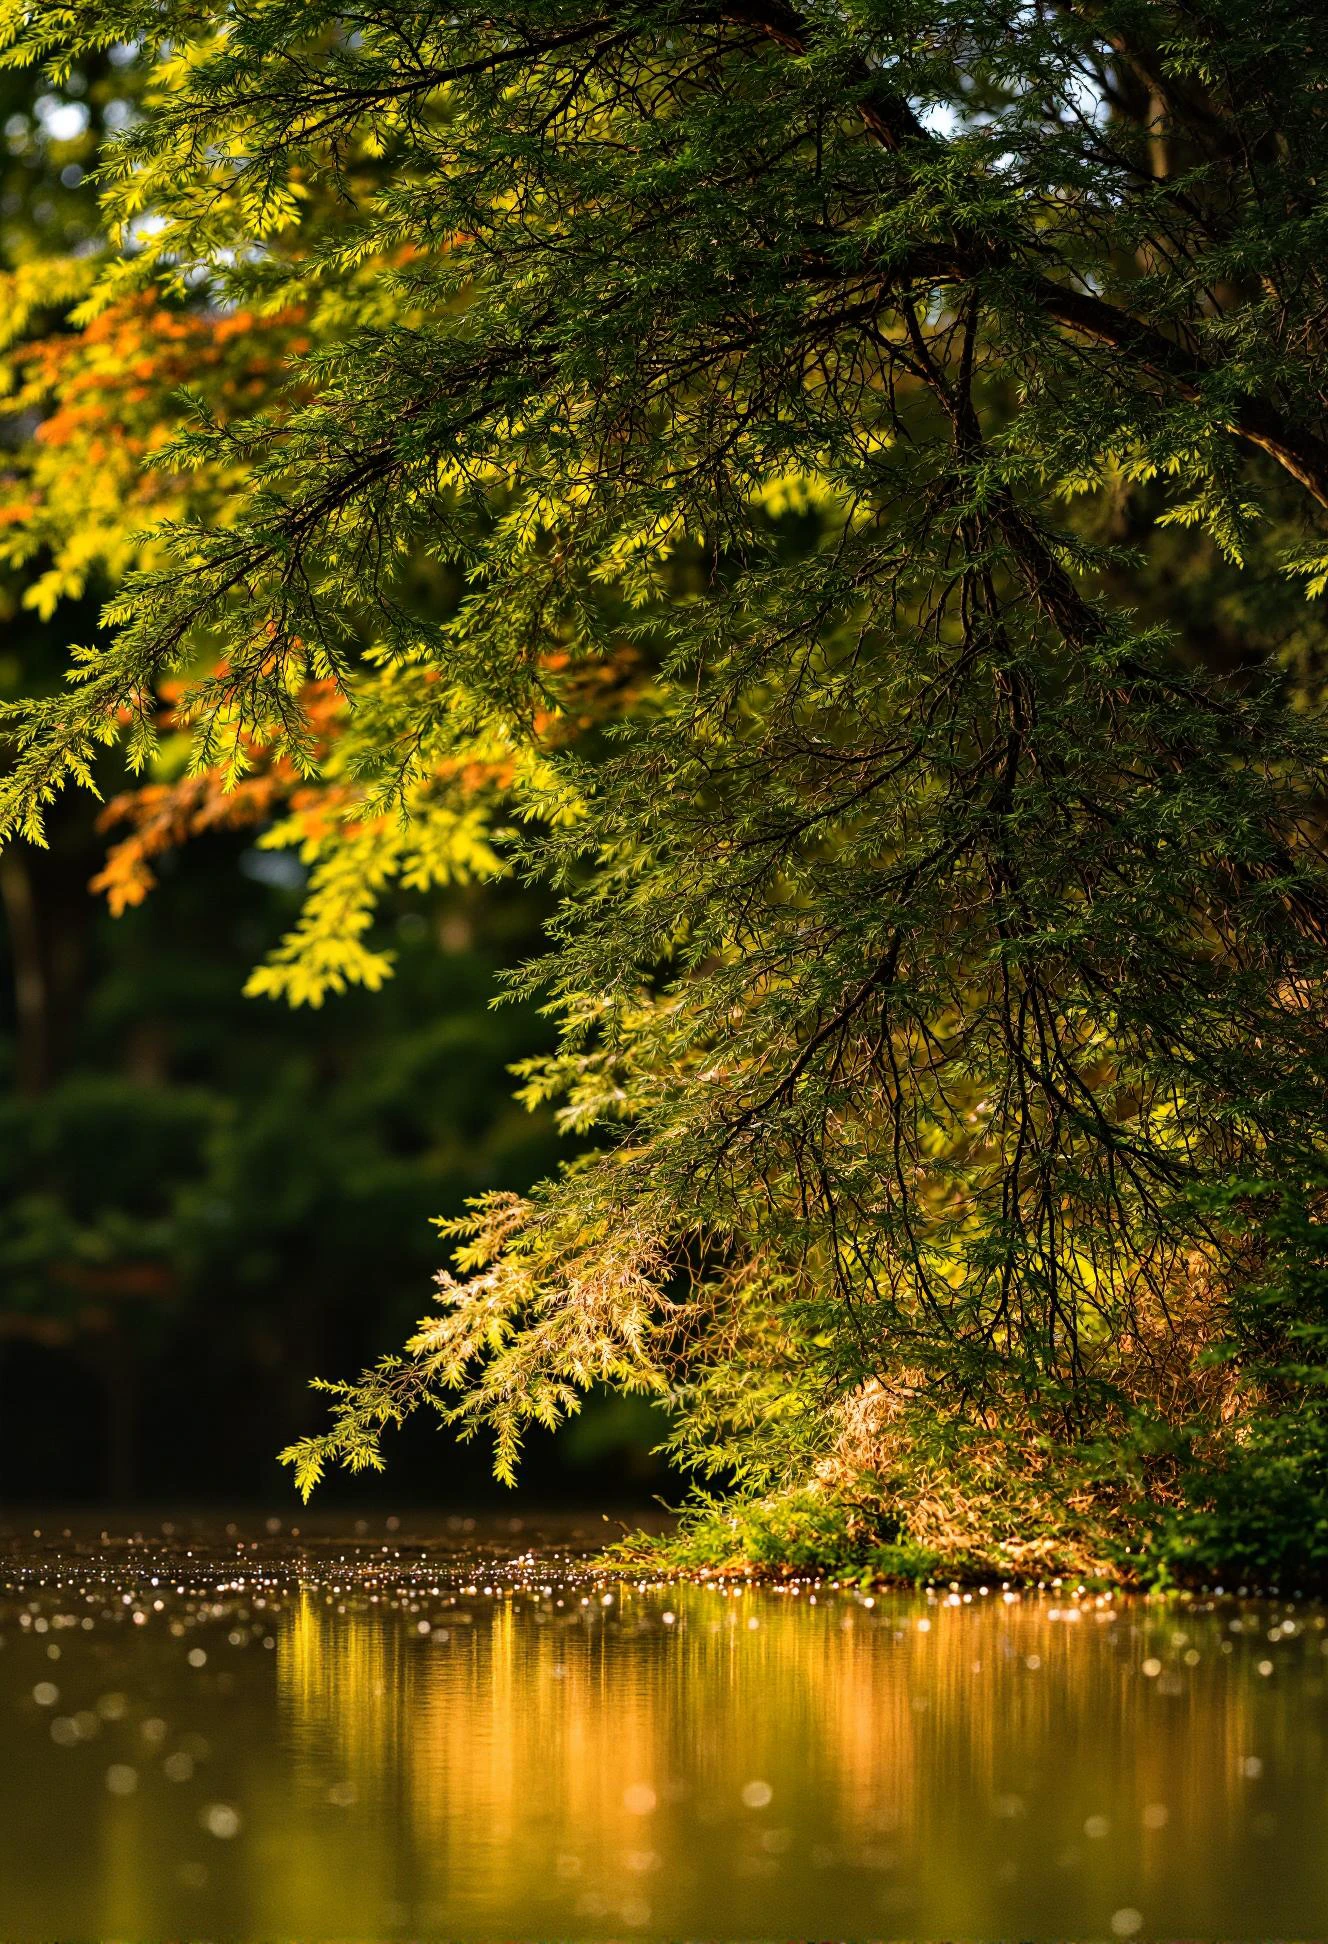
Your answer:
[0,1536,1324,1938]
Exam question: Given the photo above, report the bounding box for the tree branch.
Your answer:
[723,0,1328,510]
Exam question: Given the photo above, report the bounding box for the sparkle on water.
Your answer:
[0,1513,1323,1938]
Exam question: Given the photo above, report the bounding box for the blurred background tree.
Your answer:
[0,51,665,1504]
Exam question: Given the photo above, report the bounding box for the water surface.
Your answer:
[0,1516,1322,1938]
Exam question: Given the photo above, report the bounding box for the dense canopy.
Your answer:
[5,0,1328,1577]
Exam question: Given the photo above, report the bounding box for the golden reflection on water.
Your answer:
[268,1583,1325,1937]
[2,1557,1327,1938]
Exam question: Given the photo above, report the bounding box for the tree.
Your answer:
[5,0,1328,1575]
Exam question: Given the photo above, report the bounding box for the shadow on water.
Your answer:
[0,1514,1323,1938]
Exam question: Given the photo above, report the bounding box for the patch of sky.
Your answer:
[240,848,308,892]
[33,96,90,144]
[913,99,958,139]
[122,211,168,255]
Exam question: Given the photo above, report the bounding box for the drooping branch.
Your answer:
[725,0,1328,511]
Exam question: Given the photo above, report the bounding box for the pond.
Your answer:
[0,1515,1322,1939]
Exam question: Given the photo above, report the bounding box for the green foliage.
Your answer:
[1141,1185,1328,1587]
[5,0,1328,1572]
[637,1488,943,1585]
